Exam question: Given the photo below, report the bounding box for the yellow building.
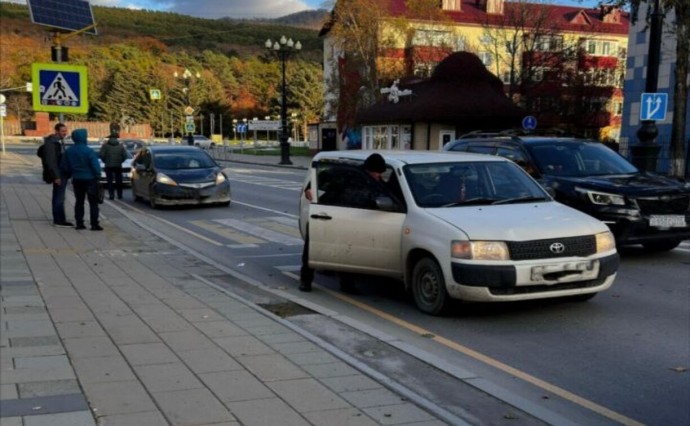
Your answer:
[320,0,630,150]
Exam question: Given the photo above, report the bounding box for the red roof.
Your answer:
[322,0,629,36]
[388,0,629,35]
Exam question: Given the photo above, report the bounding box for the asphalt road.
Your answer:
[10,144,690,425]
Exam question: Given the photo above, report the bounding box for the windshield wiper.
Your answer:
[443,197,498,207]
[492,196,549,205]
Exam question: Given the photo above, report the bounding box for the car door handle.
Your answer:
[310,213,332,220]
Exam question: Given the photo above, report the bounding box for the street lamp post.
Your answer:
[265,36,302,165]
[630,0,663,172]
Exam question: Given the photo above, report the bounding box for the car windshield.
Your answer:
[403,161,549,208]
[153,151,216,169]
[526,142,638,177]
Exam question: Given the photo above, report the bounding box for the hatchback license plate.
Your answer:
[649,215,687,228]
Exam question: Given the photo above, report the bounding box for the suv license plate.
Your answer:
[649,215,687,228]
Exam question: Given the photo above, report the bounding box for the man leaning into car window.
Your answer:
[300,153,391,294]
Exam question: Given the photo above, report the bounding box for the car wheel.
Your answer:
[412,257,448,315]
[642,240,681,252]
[218,201,230,207]
[148,185,158,209]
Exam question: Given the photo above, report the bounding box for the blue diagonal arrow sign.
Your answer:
[640,93,667,121]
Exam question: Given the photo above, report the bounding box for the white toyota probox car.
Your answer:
[299,150,619,315]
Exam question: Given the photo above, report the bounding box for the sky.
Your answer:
[5,0,603,20]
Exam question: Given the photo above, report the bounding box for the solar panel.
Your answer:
[28,0,97,35]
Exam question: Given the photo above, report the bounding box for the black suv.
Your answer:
[444,134,690,252]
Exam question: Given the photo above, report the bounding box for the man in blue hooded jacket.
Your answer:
[61,129,103,231]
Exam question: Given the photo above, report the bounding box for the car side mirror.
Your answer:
[375,195,399,212]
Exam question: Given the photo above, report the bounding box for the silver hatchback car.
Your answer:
[299,150,619,315]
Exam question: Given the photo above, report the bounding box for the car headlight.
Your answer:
[595,231,616,253]
[215,173,226,185]
[156,173,177,186]
[576,187,625,206]
[451,240,509,260]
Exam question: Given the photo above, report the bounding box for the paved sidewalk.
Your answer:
[0,151,447,426]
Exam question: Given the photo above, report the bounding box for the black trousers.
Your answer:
[300,234,314,285]
[104,166,123,198]
[72,179,100,226]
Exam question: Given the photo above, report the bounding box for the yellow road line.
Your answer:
[307,281,643,426]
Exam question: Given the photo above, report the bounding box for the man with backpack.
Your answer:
[40,123,73,227]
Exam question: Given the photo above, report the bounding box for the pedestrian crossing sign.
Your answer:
[31,63,89,114]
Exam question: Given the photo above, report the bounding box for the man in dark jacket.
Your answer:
[42,123,72,227]
[61,129,103,231]
[99,132,127,200]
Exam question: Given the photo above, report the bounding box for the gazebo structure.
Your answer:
[355,52,526,151]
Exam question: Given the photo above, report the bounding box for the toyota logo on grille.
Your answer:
[549,242,565,254]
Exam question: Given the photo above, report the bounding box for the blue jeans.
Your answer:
[52,177,68,224]
[72,179,100,227]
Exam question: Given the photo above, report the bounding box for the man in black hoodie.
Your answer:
[99,132,127,200]
[42,123,73,227]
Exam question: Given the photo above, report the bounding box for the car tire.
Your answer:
[412,257,448,315]
[642,240,681,252]
[148,185,158,209]
[218,201,230,207]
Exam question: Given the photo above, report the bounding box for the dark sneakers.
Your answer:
[298,282,312,292]
[75,224,86,230]
[54,221,74,228]
[91,225,104,231]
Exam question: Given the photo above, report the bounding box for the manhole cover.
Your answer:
[258,302,317,318]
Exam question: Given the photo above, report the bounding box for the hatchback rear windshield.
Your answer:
[153,151,216,169]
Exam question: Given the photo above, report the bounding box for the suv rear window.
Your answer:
[527,142,637,176]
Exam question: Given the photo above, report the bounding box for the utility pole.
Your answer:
[630,0,663,172]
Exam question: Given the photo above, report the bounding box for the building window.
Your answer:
[602,41,611,56]
[583,39,618,57]
[442,0,461,11]
[535,35,563,52]
[414,62,434,78]
[363,125,412,150]
[531,67,546,82]
[501,70,511,84]
[412,29,454,48]
[478,52,493,67]
[614,102,623,116]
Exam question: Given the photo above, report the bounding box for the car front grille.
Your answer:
[635,195,690,215]
[507,235,596,260]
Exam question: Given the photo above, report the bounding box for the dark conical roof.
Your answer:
[357,52,525,129]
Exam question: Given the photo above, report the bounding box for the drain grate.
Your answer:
[258,301,317,318]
